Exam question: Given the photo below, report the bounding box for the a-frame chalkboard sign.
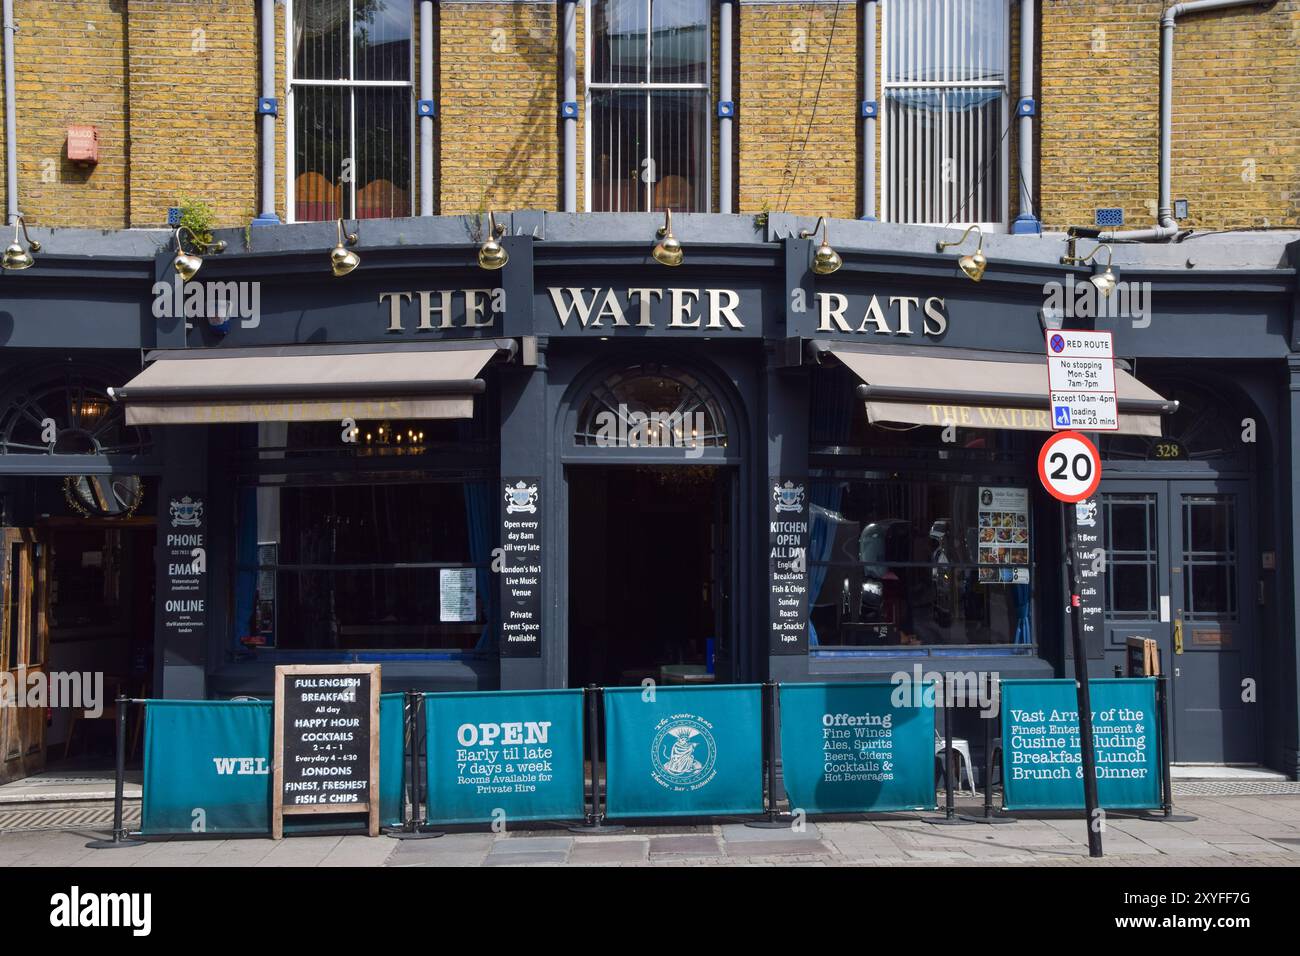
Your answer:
[272,663,381,839]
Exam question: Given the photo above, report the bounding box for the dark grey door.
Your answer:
[1100,480,1258,764]
[1169,481,1257,763]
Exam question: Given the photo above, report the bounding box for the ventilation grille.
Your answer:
[1094,207,1124,227]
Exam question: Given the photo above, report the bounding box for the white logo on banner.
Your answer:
[651,714,717,791]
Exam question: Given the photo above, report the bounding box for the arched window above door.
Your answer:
[575,362,728,449]
[0,365,152,457]
[1101,379,1249,468]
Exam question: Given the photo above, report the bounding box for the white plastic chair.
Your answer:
[935,731,978,796]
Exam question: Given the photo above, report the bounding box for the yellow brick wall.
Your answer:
[1039,0,1300,231]
[437,2,559,214]
[0,1,1296,231]
[738,1,859,220]
[125,0,258,228]
[0,1,128,229]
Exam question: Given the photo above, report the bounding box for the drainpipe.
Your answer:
[4,0,18,224]
[252,0,280,225]
[718,0,734,214]
[420,0,434,215]
[861,0,877,220]
[1010,0,1039,233]
[562,0,577,212]
[1101,0,1261,241]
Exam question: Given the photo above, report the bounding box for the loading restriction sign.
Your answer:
[1037,431,1101,503]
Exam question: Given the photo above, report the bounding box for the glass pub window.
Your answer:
[290,0,414,221]
[588,0,711,212]
[880,0,1009,227]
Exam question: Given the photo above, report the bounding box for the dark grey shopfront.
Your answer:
[0,215,1296,777]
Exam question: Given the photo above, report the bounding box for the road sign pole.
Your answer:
[1066,502,1104,858]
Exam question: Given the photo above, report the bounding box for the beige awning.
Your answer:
[828,346,1174,438]
[110,342,506,426]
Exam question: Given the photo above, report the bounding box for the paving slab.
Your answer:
[491,836,573,855]
[568,840,649,864]
[648,835,722,857]
[725,839,830,857]
[721,822,820,842]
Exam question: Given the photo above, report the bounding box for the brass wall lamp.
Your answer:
[798,216,843,275]
[330,218,360,276]
[1061,241,1117,296]
[936,224,986,281]
[172,225,227,281]
[652,209,683,266]
[1,216,40,271]
[478,211,508,270]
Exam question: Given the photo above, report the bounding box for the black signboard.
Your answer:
[769,478,810,655]
[273,664,380,838]
[500,476,542,658]
[1067,495,1106,660]
[161,493,207,648]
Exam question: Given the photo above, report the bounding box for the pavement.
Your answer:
[4,794,1300,866]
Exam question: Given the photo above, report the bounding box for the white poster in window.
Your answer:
[977,487,1030,584]
[440,568,477,623]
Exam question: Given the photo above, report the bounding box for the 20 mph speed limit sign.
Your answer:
[1037,431,1101,503]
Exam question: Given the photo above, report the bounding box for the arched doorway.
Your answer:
[1099,376,1259,764]
[561,359,744,688]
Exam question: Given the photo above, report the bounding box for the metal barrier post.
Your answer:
[85,695,145,849]
[931,678,973,825]
[569,685,623,833]
[1140,676,1196,822]
[748,681,792,829]
[387,691,443,839]
[960,701,1015,824]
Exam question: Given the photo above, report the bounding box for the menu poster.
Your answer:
[977,486,1030,584]
[500,477,542,658]
[440,567,477,623]
[272,663,381,839]
[1068,496,1106,660]
[769,478,810,655]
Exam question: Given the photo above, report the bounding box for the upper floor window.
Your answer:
[881,0,1009,228]
[289,0,414,222]
[586,0,711,213]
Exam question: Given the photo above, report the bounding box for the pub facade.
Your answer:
[0,212,1295,777]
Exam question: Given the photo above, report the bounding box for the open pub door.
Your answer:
[0,528,49,784]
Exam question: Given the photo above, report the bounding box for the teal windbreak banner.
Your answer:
[143,696,404,836]
[779,682,936,814]
[379,693,404,828]
[424,689,585,824]
[1001,678,1162,810]
[603,684,764,819]
[142,700,273,835]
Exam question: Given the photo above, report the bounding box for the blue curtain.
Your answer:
[464,481,494,652]
[1013,582,1032,644]
[807,369,854,647]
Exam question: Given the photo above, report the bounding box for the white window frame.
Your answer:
[583,0,713,213]
[284,0,417,223]
[879,0,1010,231]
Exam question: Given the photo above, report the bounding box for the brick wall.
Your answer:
[1039,0,1300,231]
[437,2,559,215]
[0,1,128,229]
[0,1,1294,231]
[738,1,859,221]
